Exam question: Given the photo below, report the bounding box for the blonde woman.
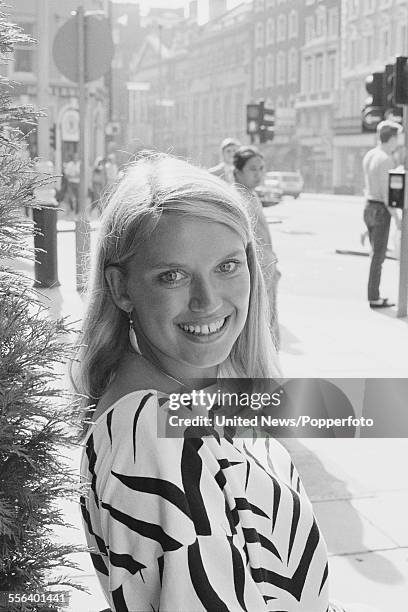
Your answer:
[73,153,331,611]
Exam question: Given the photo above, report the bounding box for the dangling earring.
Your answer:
[128,311,141,354]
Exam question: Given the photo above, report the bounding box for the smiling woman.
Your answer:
[72,152,332,612]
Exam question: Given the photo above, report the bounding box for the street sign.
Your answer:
[52,12,114,83]
[361,105,383,131]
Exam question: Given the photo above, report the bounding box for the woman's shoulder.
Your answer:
[90,352,171,425]
[89,387,159,430]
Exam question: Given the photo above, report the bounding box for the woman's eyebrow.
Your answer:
[149,261,185,269]
[149,250,246,270]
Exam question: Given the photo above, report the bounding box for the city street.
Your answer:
[20,193,408,611]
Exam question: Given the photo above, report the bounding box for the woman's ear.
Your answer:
[104,265,133,313]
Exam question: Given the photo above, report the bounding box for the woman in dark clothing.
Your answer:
[233,145,281,350]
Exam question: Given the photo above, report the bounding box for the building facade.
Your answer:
[296,0,341,192]
[251,0,303,171]
[5,0,109,176]
[333,0,408,194]
[127,1,252,167]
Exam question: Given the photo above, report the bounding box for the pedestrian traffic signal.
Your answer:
[49,123,56,150]
[394,56,408,105]
[362,71,384,132]
[246,104,261,135]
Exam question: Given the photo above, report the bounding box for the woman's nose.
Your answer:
[189,277,222,312]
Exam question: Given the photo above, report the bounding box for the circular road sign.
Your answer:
[52,13,114,83]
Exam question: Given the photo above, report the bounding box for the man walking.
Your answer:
[362,120,402,308]
[209,138,240,183]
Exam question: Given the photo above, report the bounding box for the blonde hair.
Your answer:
[70,152,280,417]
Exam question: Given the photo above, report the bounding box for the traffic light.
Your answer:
[259,100,275,143]
[384,63,395,109]
[394,56,408,105]
[246,104,261,135]
[49,123,56,150]
[383,62,403,123]
[362,71,384,132]
[365,72,384,108]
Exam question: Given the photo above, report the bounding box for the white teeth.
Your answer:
[179,317,226,335]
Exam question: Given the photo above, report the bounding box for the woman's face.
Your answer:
[235,155,265,190]
[117,214,250,380]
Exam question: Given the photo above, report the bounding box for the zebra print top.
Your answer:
[80,389,330,612]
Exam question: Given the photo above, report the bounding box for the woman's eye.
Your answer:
[218,260,240,273]
[159,270,186,284]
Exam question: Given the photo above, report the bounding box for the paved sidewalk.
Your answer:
[13,211,408,611]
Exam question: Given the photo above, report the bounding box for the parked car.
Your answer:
[267,171,304,198]
[255,176,283,207]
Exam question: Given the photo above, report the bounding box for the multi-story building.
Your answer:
[333,0,408,194]
[127,0,252,167]
[4,0,109,175]
[251,0,303,171]
[296,0,341,191]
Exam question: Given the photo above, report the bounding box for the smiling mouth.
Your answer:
[177,316,229,337]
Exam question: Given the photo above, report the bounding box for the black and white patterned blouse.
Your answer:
[80,389,330,612]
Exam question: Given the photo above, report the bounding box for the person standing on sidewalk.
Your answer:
[73,153,335,612]
[209,137,240,183]
[233,145,281,350]
[362,120,402,308]
[64,152,80,215]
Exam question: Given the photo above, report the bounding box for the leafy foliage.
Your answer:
[0,6,85,610]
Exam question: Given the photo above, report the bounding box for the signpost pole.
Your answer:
[397,105,408,317]
[33,0,59,288]
[75,5,91,293]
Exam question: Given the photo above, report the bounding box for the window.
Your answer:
[277,14,287,42]
[305,16,314,43]
[265,53,274,87]
[381,26,390,59]
[14,22,34,73]
[315,54,324,91]
[288,10,298,38]
[223,92,231,129]
[266,18,275,45]
[277,51,286,85]
[398,14,408,54]
[328,51,336,90]
[288,48,297,83]
[349,37,358,68]
[348,0,359,18]
[315,7,326,38]
[364,0,375,14]
[255,22,264,48]
[328,8,339,37]
[255,56,264,90]
[364,33,373,63]
[304,56,313,93]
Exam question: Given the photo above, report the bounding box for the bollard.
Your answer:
[33,160,60,289]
